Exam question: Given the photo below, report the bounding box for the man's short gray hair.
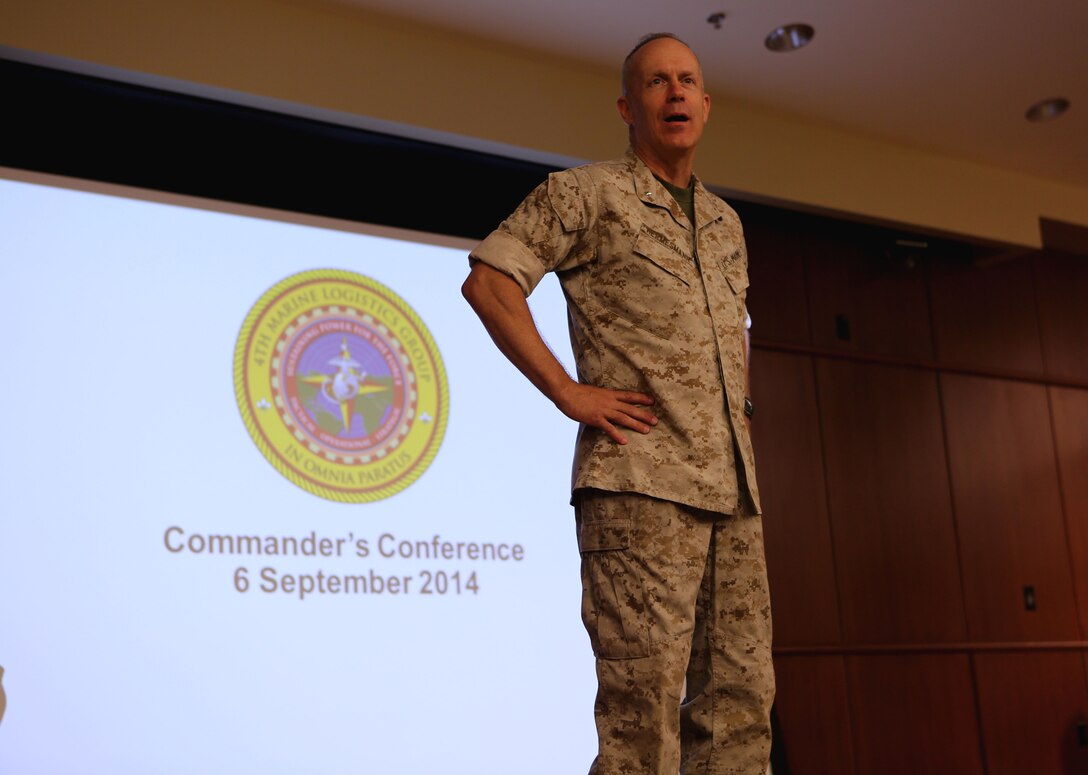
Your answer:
[621,33,697,95]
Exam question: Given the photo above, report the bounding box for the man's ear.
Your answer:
[616,96,633,127]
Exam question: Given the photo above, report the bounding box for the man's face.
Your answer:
[617,38,711,166]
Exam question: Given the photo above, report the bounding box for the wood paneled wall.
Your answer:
[741,203,1088,775]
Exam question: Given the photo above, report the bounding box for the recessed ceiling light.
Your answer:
[765,23,814,52]
[1025,97,1070,122]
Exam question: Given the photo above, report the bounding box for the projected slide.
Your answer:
[0,172,596,774]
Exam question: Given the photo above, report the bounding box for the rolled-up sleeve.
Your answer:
[470,228,548,296]
[468,169,595,297]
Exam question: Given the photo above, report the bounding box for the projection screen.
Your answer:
[0,169,598,774]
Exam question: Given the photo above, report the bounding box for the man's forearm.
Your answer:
[461,262,576,404]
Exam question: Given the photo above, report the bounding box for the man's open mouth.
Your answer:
[665,114,689,123]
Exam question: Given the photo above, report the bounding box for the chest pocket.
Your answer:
[704,245,749,332]
[632,227,696,286]
[593,226,698,342]
[718,247,749,295]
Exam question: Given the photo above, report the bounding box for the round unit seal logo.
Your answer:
[234,269,448,503]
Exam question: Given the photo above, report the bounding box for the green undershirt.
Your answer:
[655,174,696,231]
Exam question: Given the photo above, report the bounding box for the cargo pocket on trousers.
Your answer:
[578,518,651,660]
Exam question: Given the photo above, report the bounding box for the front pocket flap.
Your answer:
[632,228,693,286]
[579,519,631,552]
[722,248,750,294]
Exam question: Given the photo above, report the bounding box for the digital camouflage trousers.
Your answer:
[575,489,775,775]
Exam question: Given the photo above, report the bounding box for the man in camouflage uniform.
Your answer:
[462,33,774,775]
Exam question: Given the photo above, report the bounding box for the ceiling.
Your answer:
[331,0,1087,189]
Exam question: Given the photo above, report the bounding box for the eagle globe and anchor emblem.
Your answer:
[235,269,448,502]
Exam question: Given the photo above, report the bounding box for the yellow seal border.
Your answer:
[234,269,449,503]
